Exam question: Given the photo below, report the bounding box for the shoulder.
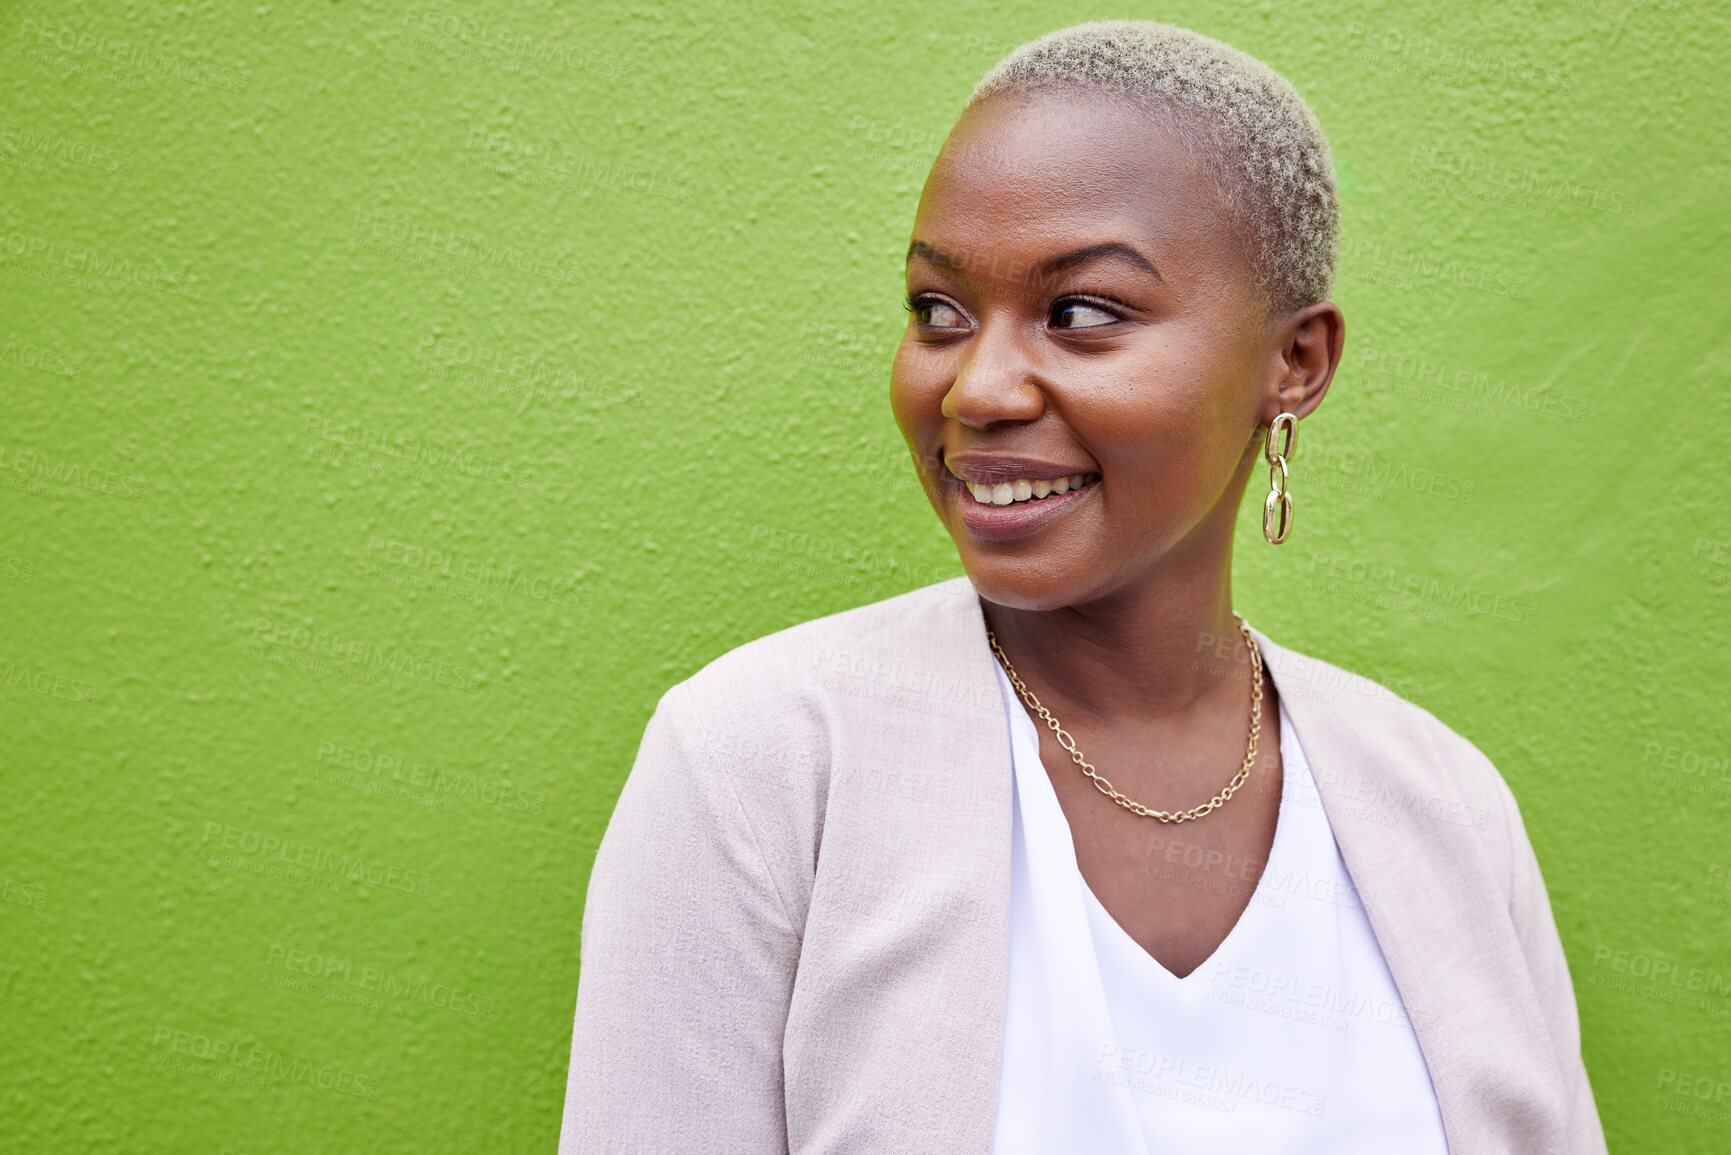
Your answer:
[691,575,982,680]
[1256,628,1503,782]
[670,576,986,712]
[620,578,996,930]
[1254,629,1521,863]
[646,575,992,769]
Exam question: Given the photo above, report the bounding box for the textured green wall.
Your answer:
[2,0,1726,1150]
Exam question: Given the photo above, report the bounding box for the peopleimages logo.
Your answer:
[315,740,546,815]
[0,124,132,174]
[266,944,499,1020]
[15,18,252,92]
[149,1025,382,1099]
[303,415,538,489]
[0,335,84,376]
[201,821,433,897]
[349,210,575,285]
[0,223,201,296]
[248,617,484,692]
[0,655,99,704]
[1592,945,1731,997]
[0,443,148,497]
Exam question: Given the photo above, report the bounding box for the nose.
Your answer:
[941,318,1046,428]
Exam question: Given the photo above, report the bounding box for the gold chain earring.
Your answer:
[1263,412,1298,545]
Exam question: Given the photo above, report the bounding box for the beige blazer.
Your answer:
[559,577,1605,1154]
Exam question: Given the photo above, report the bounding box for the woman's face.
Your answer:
[892,89,1295,611]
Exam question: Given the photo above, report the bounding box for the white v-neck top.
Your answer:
[989,661,1451,1155]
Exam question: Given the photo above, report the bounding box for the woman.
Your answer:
[560,21,1604,1154]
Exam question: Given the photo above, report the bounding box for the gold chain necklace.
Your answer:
[985,615,1264,824]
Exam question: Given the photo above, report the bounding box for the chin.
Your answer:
[953,552,1109,613]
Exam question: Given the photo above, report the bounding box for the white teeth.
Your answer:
[964,473,1093,504]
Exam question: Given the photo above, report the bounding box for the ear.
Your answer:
[1259,301,1345,426]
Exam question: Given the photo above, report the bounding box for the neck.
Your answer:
[980,517,1254,724]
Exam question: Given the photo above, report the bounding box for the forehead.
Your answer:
[914,89,1242,279]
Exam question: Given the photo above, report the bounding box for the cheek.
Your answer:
[1082,372,1217,462]
[1079,347,1255,505]
[890,341,950,438]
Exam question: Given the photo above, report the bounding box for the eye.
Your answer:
[1050,299,1121,329]
[908,295,970,331]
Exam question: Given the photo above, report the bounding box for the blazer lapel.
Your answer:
[1252,627,1566,1155]
[788,577,1015,1154]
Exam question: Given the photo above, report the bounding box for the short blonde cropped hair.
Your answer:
[969,20,1339,315]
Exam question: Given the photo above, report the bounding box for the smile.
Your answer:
[961,474,1097,506]
[940,455,1102,543]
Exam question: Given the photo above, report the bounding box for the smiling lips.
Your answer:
[942,458,1099,541]
[962,473,1095,505]
[944,458,1100,506]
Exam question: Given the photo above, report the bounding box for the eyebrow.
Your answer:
[906,239,1162,283]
